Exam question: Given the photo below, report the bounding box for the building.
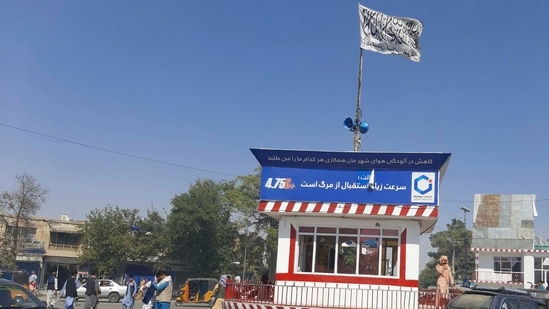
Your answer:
[0,213,84,288]
[223,148,451,309]
[471,193,549,289]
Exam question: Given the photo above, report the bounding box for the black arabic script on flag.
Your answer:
[359,4,423,62]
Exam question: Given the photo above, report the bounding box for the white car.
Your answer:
[77,279,127,303]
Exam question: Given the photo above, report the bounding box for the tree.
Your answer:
[419,259,438,289]
[126,208,170,270]
[0,173,48,268]
[418,218,473,288]
[167,179,237,278]
[79,205,141,278]
[224,167,279,280]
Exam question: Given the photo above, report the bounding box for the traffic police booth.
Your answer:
[228,148,451,309]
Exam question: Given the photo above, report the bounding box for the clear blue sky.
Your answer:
[1,1,548,267]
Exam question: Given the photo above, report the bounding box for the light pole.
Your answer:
[242,221,259,281]
[461,206,471,279]
[448,239,460,279]
[460,207,470,228]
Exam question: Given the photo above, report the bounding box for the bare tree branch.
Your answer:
[0,173,48,267]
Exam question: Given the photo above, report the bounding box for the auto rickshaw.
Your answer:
[175,278,218,306]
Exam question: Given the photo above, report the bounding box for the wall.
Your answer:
[275,215,421,286]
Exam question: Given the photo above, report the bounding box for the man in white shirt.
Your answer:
[29,270,38,295]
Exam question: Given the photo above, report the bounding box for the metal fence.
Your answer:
[224,282,463,309]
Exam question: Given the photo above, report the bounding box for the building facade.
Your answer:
[0,213,84,289]
[470,194,549,289]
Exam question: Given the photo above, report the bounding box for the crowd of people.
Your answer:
[39,269,173,309]
[32,269,276,309]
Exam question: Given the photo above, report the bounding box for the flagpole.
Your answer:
[354,47,364,152]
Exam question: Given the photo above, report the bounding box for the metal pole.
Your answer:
[354,48,363,152]
[461,207,471,278]
[242,225,249,281]
[452,246,456,278]
[242,221,259,281]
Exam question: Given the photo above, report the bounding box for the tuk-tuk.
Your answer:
[175,278,218,306]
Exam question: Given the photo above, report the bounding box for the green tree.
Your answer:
[167,179,236,278]
[418,218,473,288]
[419,259,438,288]
[0,173,48,268]
[79,205,140,278]
[126,208,170,270]
[225,168,278,280]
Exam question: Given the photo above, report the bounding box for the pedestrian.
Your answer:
[84,270,101,309]
[46,271,58,309]
[29,270,38,296]
[259,272,272,300]
[210,275,227,309]
[140,279,155,309]
[134,278,146,301]
[150,270,172,309]
[122,275,138,309]
[435,255,454,309]
[60,270,79,309]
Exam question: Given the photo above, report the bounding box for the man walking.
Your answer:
[46,271,58,309]
[84,270,100,309]
[60,270,79,309]
[139,278,155,309]
[122,275,137,309]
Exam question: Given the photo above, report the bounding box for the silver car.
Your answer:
[77,279,127,303]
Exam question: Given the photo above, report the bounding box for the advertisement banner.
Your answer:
[260,167,438,205]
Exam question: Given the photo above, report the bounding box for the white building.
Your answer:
[224,148,451,309]
[471,194,549,289]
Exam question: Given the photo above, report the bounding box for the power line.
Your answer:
[0,122,238,178]
[4,122,549,202]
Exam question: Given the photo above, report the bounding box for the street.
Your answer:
[38,295,210,309]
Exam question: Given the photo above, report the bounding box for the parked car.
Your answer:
[0,278,46,308]
[447,286,547,309]
[0,268,30,290]
[77,279,127,303]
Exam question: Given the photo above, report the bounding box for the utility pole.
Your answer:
[461,206,471,278]
[242,221,259,281]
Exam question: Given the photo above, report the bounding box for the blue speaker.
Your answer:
[344,117,354,131]
[359,121,369,134]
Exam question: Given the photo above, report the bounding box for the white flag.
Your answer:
[358,4,423,62]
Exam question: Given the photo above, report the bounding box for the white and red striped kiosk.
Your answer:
[226,148,451,309]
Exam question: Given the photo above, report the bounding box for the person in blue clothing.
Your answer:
[60,270,80,309]
[122,275,138,309]
[46,271,58,309]
[140,279,155,309]
[150,270,172,309]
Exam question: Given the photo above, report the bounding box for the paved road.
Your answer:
[38,294,209,309]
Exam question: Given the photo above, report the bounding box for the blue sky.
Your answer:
[1,1,548,266]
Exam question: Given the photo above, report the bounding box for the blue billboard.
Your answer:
[260,167,439,205]
[251,148,451,172]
